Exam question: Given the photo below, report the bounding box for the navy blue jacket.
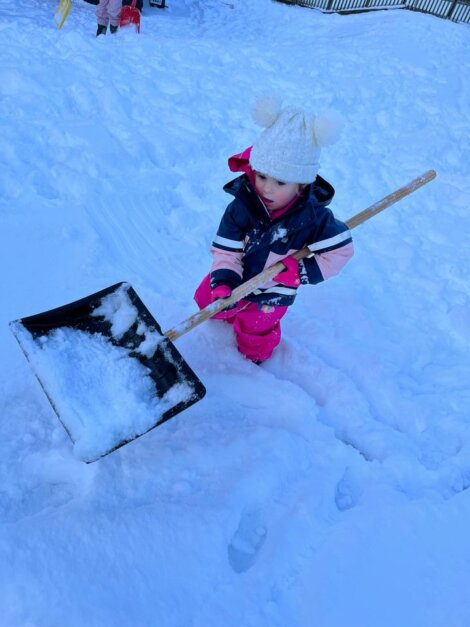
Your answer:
[210,174,354,307]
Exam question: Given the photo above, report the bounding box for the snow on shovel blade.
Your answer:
[9,282,206,463]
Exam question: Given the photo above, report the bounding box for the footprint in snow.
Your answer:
[228,510,267,573]
[334,467,363,512]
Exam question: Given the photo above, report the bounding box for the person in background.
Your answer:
[194,95,354,364]
[96,0,122,36]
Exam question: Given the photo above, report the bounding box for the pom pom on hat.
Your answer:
[249,95,343,184]
[313,110,344,147]
[251,93,283,128]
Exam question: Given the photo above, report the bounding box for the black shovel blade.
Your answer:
[9,282,206,462]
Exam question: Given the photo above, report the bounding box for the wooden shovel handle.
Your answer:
[165,170,436,342]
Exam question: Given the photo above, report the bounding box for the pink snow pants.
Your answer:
[194,275,288,362]
[96,0,122,26]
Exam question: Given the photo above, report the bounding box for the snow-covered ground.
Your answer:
[1,0,470,625]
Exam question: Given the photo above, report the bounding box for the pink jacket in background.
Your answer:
[96,0,122,26]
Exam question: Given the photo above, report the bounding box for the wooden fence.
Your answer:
[277,0,470,23]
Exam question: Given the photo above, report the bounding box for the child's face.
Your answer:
[254,172,301,211]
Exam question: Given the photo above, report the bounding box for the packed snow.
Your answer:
[1,0,469,625]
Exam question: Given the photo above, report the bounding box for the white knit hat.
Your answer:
[249,94,343,184]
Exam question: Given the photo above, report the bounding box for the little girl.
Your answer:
[194,95,354,364]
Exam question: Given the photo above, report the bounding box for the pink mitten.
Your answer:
[274,256,300,287]
[211,284,232,302]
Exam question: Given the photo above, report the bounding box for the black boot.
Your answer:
[96,24,107,36]
[109,24,118,34]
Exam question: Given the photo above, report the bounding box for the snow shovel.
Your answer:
[10,283,206,463]
[9,169,435,463]
[54,0,72,29]
[164,169,437,341]
[119,0,141,33]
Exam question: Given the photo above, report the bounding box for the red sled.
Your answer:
[119,0,140,33]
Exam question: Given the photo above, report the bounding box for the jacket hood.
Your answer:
[227,146,335,207]
[227,146,256,185]
[224,164,335,209]
[310,174,335,207]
